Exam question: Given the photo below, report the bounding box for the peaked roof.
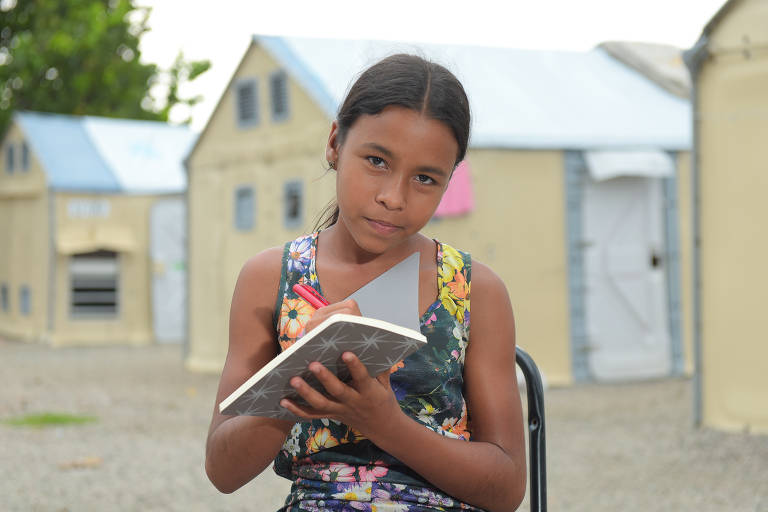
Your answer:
[14,111,197,193]
[256,35,691,151]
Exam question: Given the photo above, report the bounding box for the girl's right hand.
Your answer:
[304,298,361,335]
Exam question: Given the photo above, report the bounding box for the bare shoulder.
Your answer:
[467,257,515,355]
[469,258,513,310]
[237,246,284,288]
[231,245,285,307]
[227,244,285,364]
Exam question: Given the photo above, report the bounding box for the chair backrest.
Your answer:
[516,346,547,512]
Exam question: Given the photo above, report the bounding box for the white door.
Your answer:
[582,176,671,380]
[150,198,186,344]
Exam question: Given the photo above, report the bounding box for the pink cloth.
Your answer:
[434,160,475,218]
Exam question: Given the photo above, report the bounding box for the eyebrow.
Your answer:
[362,142,450,177]
[362,142,394,158]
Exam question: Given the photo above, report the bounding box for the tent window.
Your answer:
[19,285,30,316]
[70,250,119,317]
[21,141,29,171]
[5,144,14,174]
[234,186,255,231]
[236,79,259,128]
[1,283,8,312]
[270,70,289,122]
[284,180,303,228]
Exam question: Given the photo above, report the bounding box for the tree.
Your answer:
[0,0,210,134]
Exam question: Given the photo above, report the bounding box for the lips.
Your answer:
[365,217,402,235]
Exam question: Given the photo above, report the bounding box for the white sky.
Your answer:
[136,0,727,130]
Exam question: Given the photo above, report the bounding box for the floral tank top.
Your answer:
[272,232,483,511]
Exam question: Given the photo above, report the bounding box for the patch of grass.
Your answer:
[2,412,98,427]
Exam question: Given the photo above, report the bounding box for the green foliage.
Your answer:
[0,0,210,134]
[3,412,98,427]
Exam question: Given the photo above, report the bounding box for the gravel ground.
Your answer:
[1,337,767,512]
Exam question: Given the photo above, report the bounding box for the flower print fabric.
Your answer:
[287,236,314,274]
[280,298,316,349]
[272,233,483,511]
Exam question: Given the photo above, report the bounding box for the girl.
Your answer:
[205,53,526,512]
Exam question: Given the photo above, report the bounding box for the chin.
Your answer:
[354,229,411,256]
[337,215,414,255]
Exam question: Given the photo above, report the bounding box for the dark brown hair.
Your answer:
[314,53,471,231]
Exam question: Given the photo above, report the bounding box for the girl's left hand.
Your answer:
[279,351,401,435]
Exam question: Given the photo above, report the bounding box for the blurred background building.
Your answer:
[0,112,195,346]
[685,0,768,433]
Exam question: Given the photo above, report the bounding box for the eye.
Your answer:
[415,174,437,185]
[366,156,387,168]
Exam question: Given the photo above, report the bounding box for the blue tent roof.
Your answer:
[14,112,197,193]
[257,36,691,151]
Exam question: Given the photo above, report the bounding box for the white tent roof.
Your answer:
[15,111,196,193]
[258,36,691,150]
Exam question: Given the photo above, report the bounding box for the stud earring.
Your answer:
[328,160,336,170]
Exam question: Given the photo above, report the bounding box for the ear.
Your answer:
[325,121,340,166]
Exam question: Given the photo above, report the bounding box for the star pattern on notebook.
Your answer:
[221,320,426,417]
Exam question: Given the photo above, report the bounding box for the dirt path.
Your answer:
[1,338,766,511]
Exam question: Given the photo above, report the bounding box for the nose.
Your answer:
[375,175,407,210]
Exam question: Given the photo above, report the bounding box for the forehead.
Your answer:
[344,106,459,165]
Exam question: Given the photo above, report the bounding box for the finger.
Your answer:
[341,299,362,316]
[288,375,341,413]
[310,361,357,402]
[279,397,330,420]
[342,352,373,386]
[375,369,391,388]
[305,301,359,333]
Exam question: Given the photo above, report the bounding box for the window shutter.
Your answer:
[236,79,259,127]
[6,144,14,174]
[1,284,8,312]
[21,141,29,171]
[19,285,30,316]
[283,181,303,228]
[270,71,289,121]
[70,251,119,316]
[234,186,255,231]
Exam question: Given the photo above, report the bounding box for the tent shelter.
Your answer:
[0,112,195,346]
[185,36,693,385]
[684,0,768,433]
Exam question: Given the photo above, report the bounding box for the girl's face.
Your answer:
[326,106,458,255]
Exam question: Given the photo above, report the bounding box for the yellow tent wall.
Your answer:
[0,123,50,342]
[694,0,768,432]
[49,192,159,347]
[185,41,335,372]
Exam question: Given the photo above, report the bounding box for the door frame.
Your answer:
[564,150,684,381]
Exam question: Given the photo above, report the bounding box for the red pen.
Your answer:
[293,283,329,309]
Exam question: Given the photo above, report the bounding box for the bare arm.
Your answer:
[282,261,526,511]
[205,247,294,494]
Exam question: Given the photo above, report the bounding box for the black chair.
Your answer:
[516,346,547,512]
